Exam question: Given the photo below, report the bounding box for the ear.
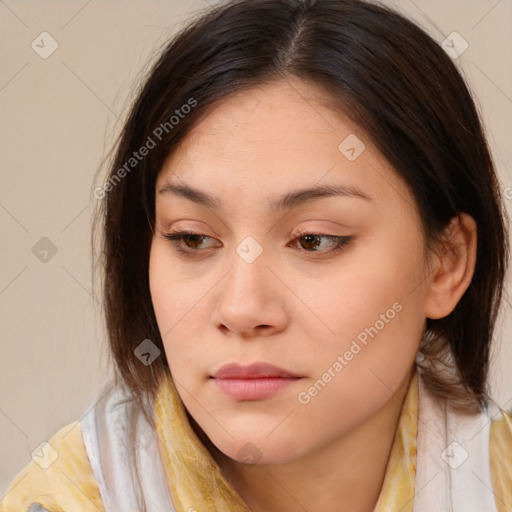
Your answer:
[424,213,477,320]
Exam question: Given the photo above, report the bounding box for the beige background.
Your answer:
[1,0,511,495]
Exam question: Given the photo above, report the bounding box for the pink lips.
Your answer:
[211,363,303,401]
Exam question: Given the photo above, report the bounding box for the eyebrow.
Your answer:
[158,181,372,214]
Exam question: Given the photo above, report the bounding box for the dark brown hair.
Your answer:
[93,0,509,427]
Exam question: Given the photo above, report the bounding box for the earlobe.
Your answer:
[424,213,478,320]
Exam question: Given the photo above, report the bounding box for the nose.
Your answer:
[211,242,289,338]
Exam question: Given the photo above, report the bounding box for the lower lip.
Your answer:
[212,377,300,400]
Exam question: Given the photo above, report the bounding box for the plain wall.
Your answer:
[1,0,511,495]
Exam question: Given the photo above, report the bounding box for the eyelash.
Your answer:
[160,229,353,258]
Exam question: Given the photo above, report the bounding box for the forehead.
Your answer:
[162,78,355,166]
[156,78,415,213]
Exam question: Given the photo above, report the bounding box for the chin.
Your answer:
[187,406,311,465]
[211,432,306,466]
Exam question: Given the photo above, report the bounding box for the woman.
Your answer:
[2,0,511,510]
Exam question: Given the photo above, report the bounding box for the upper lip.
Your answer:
[211,362,302,379]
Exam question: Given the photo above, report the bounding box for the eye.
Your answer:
[160,229,220,254]
[290,230,353,254]
[159,229,353,257]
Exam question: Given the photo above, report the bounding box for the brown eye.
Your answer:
[160,230,221,255]
[292,232,354,254]
[177,234,207,249]
[298,234,324,251]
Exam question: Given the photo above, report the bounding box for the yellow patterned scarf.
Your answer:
[154,370,419,512]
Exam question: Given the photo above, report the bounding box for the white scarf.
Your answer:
[413,370,498,512]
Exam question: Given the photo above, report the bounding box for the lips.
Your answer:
[210,362,303,401]
[211,362,302,379]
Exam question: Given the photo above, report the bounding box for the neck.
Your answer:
[208,368,414,512]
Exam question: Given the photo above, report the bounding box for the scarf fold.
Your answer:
[154,375,250,512]
[412,369,498,512]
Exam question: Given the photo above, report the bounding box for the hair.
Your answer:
[93,0,509,442]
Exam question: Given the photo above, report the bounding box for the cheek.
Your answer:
[294,288,422,442]
[148,241,212,376]
[296,242,425,391]
[149,243,184,357]
[296,248,422,348]
[149,241,197,332]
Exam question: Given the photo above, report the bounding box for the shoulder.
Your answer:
[1,421,104,512]
[489,407,512,511]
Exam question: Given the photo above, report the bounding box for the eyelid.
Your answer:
[160,228,220,245]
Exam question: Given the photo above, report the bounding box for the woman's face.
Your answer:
[149,78,432,464]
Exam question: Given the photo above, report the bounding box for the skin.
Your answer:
[149,77,477,512]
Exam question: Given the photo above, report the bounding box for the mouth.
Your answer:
[210,362,304,401]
